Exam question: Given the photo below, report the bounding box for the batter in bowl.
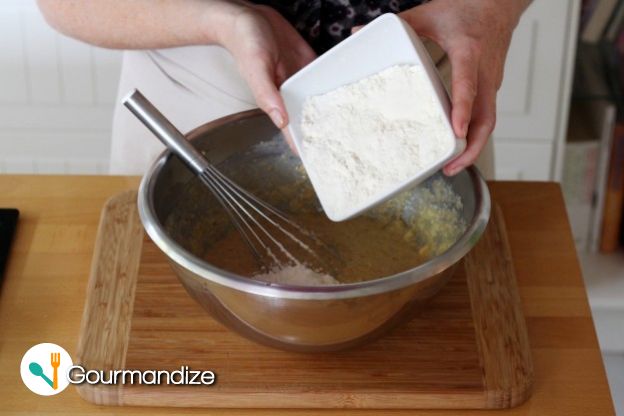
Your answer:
[165,138,466,285]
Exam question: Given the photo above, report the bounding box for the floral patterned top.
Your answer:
[251,0,427,54]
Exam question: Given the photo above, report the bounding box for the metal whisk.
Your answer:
[124,89,339,274]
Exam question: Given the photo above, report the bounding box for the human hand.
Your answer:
[399,0,530,175]
[219,3,316,129]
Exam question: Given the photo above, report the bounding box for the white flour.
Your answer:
[254,263,340,286]
[300,64,455,220]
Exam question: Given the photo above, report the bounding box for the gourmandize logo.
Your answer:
[29,352,61,390]
[20,343,73,396]
[20,343,217,394]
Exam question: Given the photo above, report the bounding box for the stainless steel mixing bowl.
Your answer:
[138,109,491,352]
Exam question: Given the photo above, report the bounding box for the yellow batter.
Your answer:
[165,143,466,285]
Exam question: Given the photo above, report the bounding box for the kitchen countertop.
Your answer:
[0,175,615,415]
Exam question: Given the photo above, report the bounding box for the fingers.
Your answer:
[252,40,314,128]
[242,53,288,129]
[294,42,316,68]
[398,5,434,37]
[278,46,315,85]
[399,4,479,139]
[396,1,511,176]
[275,63,289,86]
[448,46,479,139]
[444,82,496,176]
[351,25,363,34]
[280,126,299,155]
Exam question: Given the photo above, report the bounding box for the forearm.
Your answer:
[37,0,244,49]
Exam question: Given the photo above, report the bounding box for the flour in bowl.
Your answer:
[300,64,456,220]
[253,263,340,286]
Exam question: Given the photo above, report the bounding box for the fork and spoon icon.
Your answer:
[28,352,60,389]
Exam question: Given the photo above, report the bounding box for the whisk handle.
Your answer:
[123,89,208,175]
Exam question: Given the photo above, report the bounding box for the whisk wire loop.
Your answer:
[123,89,339,275]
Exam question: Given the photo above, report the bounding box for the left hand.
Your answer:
[220,3,316,129]
[399,0,530,175]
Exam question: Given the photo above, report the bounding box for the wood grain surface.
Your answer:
[73,191,533,409]
[0,176,615,415]
[75,191,144,406]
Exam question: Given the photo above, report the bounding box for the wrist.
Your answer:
[199,0,249,47]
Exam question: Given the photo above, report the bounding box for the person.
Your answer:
[37,0,531,177]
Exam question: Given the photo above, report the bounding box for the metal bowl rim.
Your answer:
[137,109,491,300]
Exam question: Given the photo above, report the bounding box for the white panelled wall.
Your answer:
[0,0,578,178]
[493,0,580,181]
[0,0,121,174]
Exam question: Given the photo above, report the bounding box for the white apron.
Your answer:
[109,46,255,175]
[109,45,494,178]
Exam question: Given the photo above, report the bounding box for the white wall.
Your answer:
[0,0,121,174]
[493,0,579,181]
[0,0,576,178]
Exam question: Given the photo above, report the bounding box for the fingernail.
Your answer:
[269,109,285,128]
[446,165,461,176]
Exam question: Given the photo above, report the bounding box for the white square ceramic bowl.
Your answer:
[280,13,465,222]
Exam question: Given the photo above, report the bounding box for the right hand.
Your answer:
[219,4,316,129]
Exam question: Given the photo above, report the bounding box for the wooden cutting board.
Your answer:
[75,191,533,410]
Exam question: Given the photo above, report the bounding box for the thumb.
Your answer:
[242,55,288,129]
[398,5,435,37]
